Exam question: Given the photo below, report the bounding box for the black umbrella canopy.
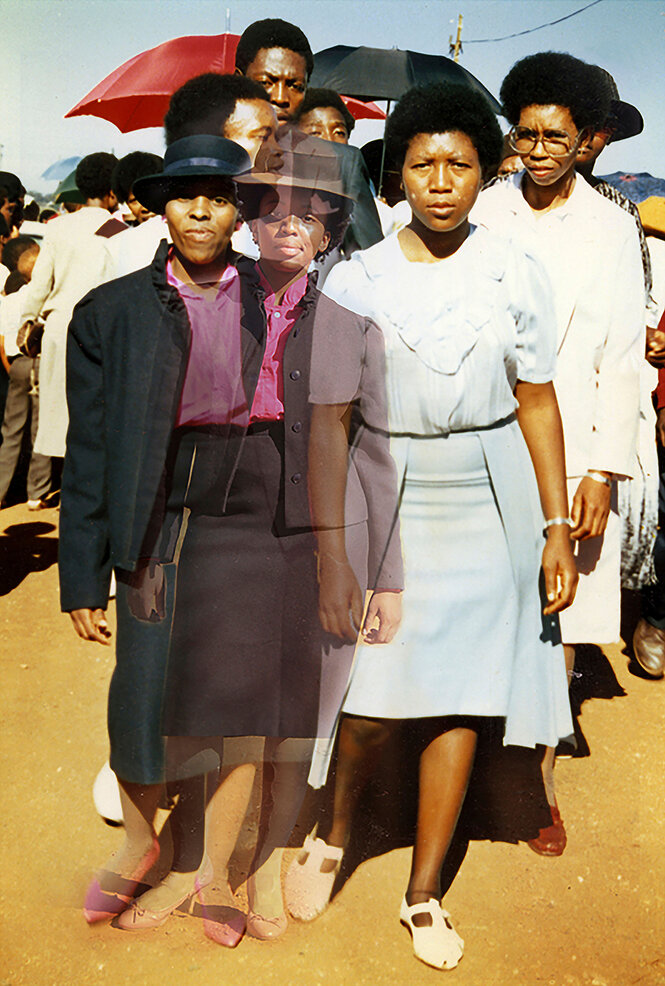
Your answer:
[311,45,501,112]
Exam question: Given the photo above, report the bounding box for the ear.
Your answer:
[577,127,594,152]
[316,230,331,256]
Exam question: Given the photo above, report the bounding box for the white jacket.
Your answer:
[472,173,644,479]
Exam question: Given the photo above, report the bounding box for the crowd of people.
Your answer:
[2,16,664,974]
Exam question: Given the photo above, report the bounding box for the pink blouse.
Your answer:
[251,269,308,422]
[169,256,307,427]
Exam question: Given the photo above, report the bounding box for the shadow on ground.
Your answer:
[0,520,58,595]
[292,637,629,902]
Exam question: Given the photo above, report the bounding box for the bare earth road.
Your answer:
[1,501,664,986]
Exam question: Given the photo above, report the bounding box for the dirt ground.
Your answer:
[2,499,664,986]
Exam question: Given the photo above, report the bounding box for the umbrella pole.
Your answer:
[378,99,391,199]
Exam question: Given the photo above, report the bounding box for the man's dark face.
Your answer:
[243,47,308,124]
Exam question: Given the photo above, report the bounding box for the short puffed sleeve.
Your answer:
[504,239,558,384]
[308,293,366,406]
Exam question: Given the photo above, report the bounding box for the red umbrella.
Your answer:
[340,96,386,121]
[66,33,387,134]
[65,32,240,133]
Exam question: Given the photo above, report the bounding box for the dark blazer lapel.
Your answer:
[128,244,192,559]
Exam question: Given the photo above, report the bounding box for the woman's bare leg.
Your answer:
[123,774,209,913]
[112,781,163,871]
[406,724,477,913]
[248,738,314,918]
[322,715,396,849]
[540,643,575,805]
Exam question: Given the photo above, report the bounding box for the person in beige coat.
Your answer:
[472,52,644,855]
[20,153,117,457]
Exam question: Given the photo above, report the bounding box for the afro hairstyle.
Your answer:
[500,52,611,130]
[294,88,355,134]
[74,152,118,201]
[385,83,503,178]
[235,18,314,77]
[112,152,163,203]
[164,73,270,146]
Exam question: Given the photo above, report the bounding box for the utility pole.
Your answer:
[449,14,463,62]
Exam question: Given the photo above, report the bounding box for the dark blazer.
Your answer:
[330,142,384,252]
[59,244,401,612]
[59,242,265,610]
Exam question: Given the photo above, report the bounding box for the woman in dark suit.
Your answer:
[61,132,397,944]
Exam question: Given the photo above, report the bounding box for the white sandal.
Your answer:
[399,896,464,970]
[284,835,344,921]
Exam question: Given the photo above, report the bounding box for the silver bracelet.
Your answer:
[543,516,572,531]
[586,470,612,487]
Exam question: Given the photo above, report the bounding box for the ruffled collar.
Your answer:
[356,226,506,375]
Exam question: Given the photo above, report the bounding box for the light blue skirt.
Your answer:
[343,420,572,750]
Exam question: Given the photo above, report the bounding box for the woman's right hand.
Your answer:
[69,608,112,645]
[317,553,364,643]
[541,527,578,615]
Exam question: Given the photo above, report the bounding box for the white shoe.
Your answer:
[92,762,123,825]
[399,896,464,970]
[284,835,344,921]
[27,499,48,510]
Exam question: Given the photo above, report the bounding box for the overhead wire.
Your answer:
[462,0,604,44]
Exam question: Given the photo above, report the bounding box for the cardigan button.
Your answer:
[289,369,301,380]
[291,420,302,433]
[290,472,302,485]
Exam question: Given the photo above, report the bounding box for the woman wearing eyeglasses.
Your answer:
[473,52,644,855]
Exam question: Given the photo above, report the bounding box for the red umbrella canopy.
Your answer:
[340,96,386,121]
[65,33,240,133]
[66,34,387,134]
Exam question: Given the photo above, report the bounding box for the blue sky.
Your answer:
[1,0,663,194]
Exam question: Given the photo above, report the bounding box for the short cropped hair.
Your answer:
[164,73,269,145]
[23,200,40,221]
[500,52,611,130]
[385,83,503,177]
[295,88,355,134]
[112,152,163,202]
[235,18,314,78]
[2,235,38,272]
[4,270,28,294]
[0,172,25,201]
[75,152,118,200]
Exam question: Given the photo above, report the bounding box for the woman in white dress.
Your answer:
[472,52,644,855]
[285,83,578,971]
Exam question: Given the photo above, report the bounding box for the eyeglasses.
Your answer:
[508,125,582,158]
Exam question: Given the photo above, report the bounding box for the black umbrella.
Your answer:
[310,45,500,112]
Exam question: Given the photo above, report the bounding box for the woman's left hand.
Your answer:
[541,527,578,614]
[362,590,403,644]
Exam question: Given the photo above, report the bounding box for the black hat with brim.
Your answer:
[593,67,643,142]
[607,98,643,142]
[133,135,255,215]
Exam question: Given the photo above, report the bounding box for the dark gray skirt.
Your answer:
[162,424,321,739]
